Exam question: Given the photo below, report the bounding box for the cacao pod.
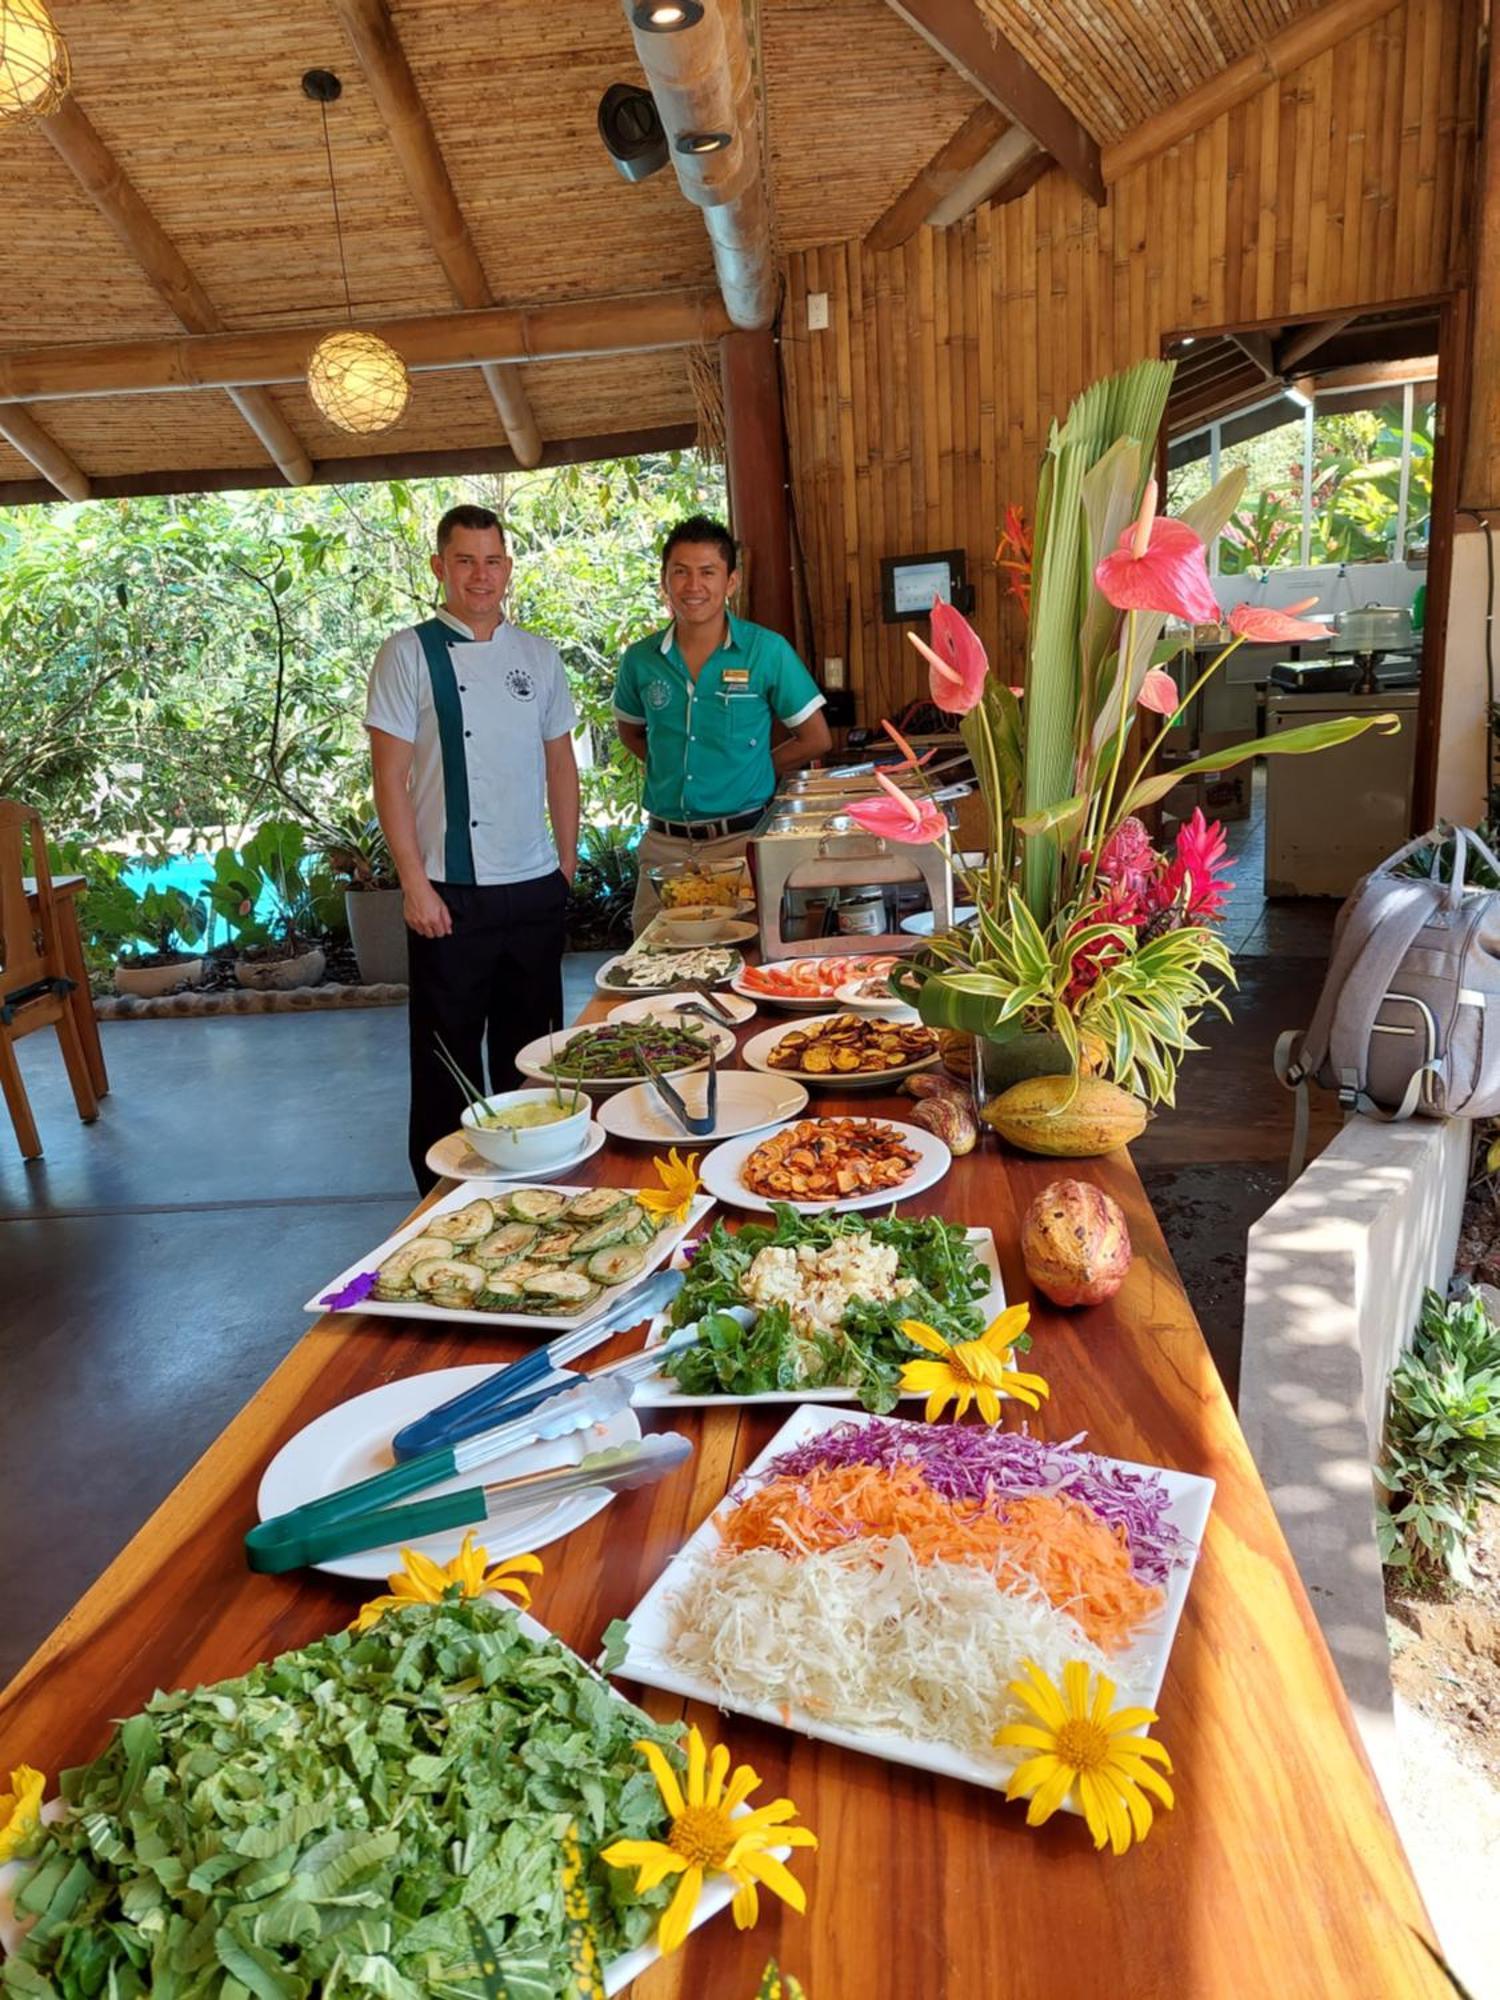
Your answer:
[904,1071,970,1102]
[1022,1178,1132,1307]
[980,1075,1147,1156]
[938,1030,976,1081]
[909,1092,979,1155]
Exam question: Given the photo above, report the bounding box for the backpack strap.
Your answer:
[1284,878,1436,1094]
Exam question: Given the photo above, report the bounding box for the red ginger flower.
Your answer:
[1159,808,1232,924]
[1095,478,1219,626]
[1096,816,1158,899]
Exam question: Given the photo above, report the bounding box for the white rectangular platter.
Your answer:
[615,1403,1215,1801]
[305,1179,714,1332]
[629,1225,1006,1407]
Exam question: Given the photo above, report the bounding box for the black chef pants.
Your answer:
[406,872,569,1193]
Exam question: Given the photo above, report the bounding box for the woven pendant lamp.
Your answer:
[0,0,70,119]
[302,69,409,436]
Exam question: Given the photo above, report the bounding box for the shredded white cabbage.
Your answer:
[665,1538,1140,1769]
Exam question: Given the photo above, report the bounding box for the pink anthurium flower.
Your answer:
[1137,667,1180,716]
[847,769,947,845]
[880,717,937,770]
[1094,478,1220,625]
[1228,597,1325,642]
[907,599,989,714]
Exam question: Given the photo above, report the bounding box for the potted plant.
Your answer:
[209,820,340,991]
[321,811,407,986]
[859,358,1400,1142]
[112,882,210,998]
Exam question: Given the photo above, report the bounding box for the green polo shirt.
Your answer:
[613,614,825,820]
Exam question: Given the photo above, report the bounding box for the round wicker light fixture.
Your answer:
[306,328,410,435]
[0,0,70,120]
[301,68,408,436]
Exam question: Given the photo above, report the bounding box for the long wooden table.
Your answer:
[0,989,1443,1997]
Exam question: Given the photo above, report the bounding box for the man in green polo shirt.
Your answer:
[614,515,830,931]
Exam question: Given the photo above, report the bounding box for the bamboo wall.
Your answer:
[780,0,1480,720]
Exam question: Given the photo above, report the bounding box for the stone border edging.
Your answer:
[95,981,409,1020]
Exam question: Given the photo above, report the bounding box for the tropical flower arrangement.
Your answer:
[851,359,1397,1104]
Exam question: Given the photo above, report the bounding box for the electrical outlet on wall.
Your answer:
[807,292,829,332]
[823,657,845,688]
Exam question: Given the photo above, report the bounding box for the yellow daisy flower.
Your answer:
[349,1532,543,1634]
[637,1148,701,1225]
[602,1726,817,1956]
[0,1763,45,1862]
[898,1304,1049,1424]
[995,1658,1175,1855]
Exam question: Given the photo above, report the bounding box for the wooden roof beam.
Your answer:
[1103,0,1403,182]
[0,290,734,403]
[1275,315,1358,372]
[36,95,313,486]
[865,102,1009,251]
[622,0,776,329]
[880,0,1103,206]
[330,0,542,468]
[1224,329,1277,377]
[0,406,91,501]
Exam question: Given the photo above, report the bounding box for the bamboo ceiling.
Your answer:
[0,0,1391,500]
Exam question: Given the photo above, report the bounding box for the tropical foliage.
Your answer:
[884,359,1399,1104]
[1376,1290,1500,1584]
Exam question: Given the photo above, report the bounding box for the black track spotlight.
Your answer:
[598,82,669,183]
[631,0,704,28]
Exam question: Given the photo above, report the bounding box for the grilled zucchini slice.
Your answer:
[410,1257,484,1298]
[426,1199,496,1246]
[507,1188,570,1224]
[564,1187,632,1223]
[571,1203,645,1253]
[584,1243,649,1287]
[529,1227,583,1264]
[472,1222,539,1266]
[521,1270,598,1308]
[373,1233,459,1296]
[480,1257,547,1303]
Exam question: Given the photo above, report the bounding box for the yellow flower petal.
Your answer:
[1123,1759,1176,1810]
[731,1876,760,1930]
[739,1848,809,1915]
[397,1547,453,1600]
[1002,1369,1050,1404]
[722,1762,762,1815]
[601,1839,689,1892]
[1090,1672,1117,1725]
[974,1384,1002,1425]
[1077,1768,1113,1851]
[985,1302,1032,1348]
[634,1738,686,1819]
[1103,1706,1161,1737]
[1109,1736,1174,1773]
[0,1766,45,1863]
[657,1863,703,1955]
[993,1723,1057,1755]
[1062,1660,1092,1718]
[1024,1760,1076,1827]
[685,1726,708,1808]
[348,1593,402,1634]
[1115,1768,1156,1845]
[924,1386,954,1424]
[1008,1664,1067,1731]
[1003,1752,1062,1802]
[897,1319,951,1357]
[703,1743,731,1810]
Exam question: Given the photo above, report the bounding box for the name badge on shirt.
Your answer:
[721,667,751,689]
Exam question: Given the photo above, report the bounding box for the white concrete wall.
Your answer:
[1239,1113,1470,1725]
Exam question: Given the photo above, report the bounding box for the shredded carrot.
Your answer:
[717,1463,1161,1652]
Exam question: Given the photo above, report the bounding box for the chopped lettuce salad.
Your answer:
[0,1601,680,1999]
[665,1207,996,1411]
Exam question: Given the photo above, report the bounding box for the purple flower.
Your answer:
[321,1270,378,1310]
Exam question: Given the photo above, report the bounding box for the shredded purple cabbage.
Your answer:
[320,1269,378,1310]
[759,1420,1190,1587]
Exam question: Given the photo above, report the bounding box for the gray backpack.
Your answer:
[1277,825,1500,1175]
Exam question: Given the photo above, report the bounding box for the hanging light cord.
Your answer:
[318,99,355,324]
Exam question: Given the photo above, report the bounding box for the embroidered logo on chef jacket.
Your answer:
[645,677,672,709]
[505,665,537,701]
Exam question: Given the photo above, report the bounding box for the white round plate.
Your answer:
[608,990,756,1029]
[731,953,905,1012]
[900,905,978,936]
[697,1116,951,1214]
[513,1020,729,1095]
[256,1366,642,1580]
[740,1012,941,1091]
[646,915,758,949]
[425,1121,606,1183]
[834,979,920,1024]
[598,1069,809,1145]
[595,948,742,995]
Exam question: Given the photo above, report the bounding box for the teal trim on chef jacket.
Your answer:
[414,617,476,886]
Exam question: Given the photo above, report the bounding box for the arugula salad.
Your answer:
[0,1601,681,1999]
[663,1206,996,1412]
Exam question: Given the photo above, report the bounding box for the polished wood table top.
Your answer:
[0,989,1441,1997]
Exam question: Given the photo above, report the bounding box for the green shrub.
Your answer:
[1376,1289,1500,1584]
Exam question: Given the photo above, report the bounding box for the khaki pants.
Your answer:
[632,825,754,936]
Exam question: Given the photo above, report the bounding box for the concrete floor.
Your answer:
[1,820,1336,1688]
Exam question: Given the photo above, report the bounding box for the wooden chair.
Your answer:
[0,799,99,1159]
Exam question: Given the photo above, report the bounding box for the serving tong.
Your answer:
[637,1040,719,1138]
